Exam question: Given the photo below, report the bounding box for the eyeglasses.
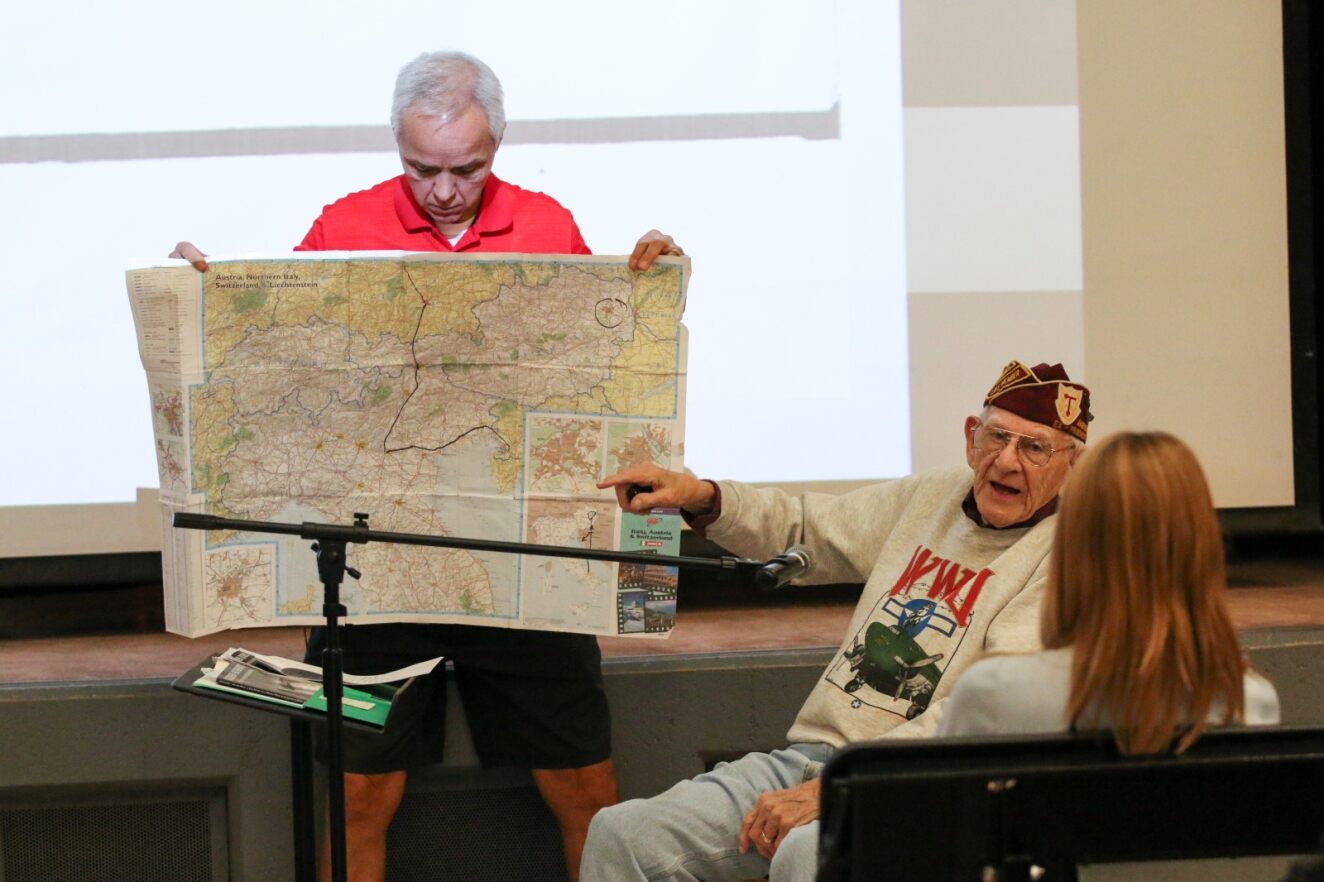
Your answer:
[971,421,1065,468]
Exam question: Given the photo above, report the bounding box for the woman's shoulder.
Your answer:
[939,648,1074,737]
[963,646,1073,685]
[1242,669,1282,726]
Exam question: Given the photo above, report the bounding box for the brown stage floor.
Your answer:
[4,552,1324,686]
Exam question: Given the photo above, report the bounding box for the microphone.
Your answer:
[755,545,813,591]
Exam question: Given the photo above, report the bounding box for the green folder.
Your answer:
[303,685,394,729]
[196,662,403,730]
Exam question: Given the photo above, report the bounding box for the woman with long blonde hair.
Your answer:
[937,431,1279,753]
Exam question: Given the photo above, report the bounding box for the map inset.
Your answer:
[527,416,605,495]
[150,383,185,436]
[606,421,673,474]
[522,498,619,629]
[204,545,275,630]
[128,253,687,637]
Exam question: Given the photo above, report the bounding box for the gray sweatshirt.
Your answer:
[705,466,1054,747]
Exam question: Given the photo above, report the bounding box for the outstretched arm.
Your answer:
[597,464,713,516]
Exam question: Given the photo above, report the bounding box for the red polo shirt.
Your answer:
[295,173,591,254]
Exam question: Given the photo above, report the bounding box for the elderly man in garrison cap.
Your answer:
[584,361,1092,882]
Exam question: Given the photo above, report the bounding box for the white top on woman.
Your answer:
[936,646,1281,737]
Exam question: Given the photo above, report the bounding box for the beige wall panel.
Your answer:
[908,290,1085,475]
[1078,0,1293,508]
[905,106,1083,294]
[901,0,1078,107]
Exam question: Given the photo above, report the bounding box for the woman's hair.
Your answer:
[1041,431,1246,754]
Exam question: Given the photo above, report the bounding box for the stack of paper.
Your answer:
[195,647,442,728]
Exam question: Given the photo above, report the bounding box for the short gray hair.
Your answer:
[391,51,506,144]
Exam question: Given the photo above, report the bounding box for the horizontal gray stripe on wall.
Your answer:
[1,105,840,164]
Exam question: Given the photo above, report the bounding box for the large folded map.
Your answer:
[127,252,687,638]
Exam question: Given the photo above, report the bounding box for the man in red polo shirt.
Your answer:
[173,49,681,882]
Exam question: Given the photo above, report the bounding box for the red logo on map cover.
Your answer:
[644,540,664,547]
[647,517,660,525]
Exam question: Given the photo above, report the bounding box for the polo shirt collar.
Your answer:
[469,174,514,238]
[392,173,514,240]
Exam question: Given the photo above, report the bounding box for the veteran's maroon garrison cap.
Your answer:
[983,361,1093,442]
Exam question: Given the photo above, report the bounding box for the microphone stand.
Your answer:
[173,511,767,882]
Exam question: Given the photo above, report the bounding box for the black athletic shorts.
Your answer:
[305,622,610,774]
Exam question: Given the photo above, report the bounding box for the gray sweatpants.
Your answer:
[580,743,834,882]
